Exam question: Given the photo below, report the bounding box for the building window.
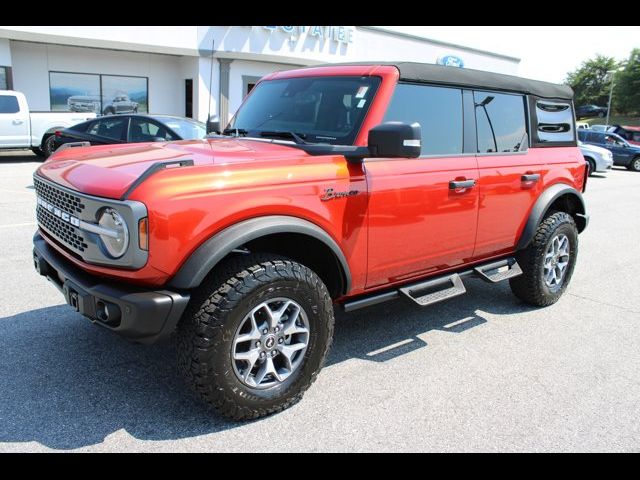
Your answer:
[383,83,463,156]
[49,71,148,115]
[0,66,12,90]
[474,91,527,153]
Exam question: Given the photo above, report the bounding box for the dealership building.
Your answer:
[0,26,520,125]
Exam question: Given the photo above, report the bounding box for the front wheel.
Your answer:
[628,156,640,172]
[177,255,334,420]
[585,157,596,176]
[598,111,605,118]
[41,135,57,158]
[510,212,578,307]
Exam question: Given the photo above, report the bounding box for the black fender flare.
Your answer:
[168,215,352,292]
[516,183,588,251]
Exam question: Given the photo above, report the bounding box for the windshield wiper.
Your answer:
[222,128,249,137]
[259,131,309,144]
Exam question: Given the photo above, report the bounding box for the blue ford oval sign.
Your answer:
[437,55,464,68]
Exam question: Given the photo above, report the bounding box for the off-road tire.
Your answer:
[627,156,640,172]
[510,212,578,307]
[176,254,334,420]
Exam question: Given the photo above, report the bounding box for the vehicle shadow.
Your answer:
[0,152,41,164]
[0,277,536,450]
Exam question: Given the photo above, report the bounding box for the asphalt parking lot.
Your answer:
[0,150,639,452]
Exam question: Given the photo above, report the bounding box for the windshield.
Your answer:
[154,117,207,140]
[227,76,381,145]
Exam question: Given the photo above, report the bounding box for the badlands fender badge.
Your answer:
[320,188,359,201]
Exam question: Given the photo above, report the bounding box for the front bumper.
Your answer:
[33,232,190,344]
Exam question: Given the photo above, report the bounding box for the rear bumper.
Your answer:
[33,232,190,344]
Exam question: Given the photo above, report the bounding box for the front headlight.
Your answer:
[98,207,129,258]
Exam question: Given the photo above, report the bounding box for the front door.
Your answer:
[365,83,479,288]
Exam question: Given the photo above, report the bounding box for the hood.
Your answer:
[579,142,612,156]
[36,138,308,199]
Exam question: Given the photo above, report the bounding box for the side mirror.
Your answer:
[151,136,167,142]
[207,116,221,135]
[368,122,421,158]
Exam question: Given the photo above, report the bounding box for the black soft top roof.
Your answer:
[318,61,573,100]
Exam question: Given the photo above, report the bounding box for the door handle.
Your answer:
[12,120,24,125]
[449,179,476,190]
[521,173,540,182]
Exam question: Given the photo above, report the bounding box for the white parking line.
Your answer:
[0,222,36,229]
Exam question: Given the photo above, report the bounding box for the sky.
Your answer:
[382,26,639,83]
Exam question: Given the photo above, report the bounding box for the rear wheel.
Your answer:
[598,111,605,118]
[628,156,640,172]
[510,212,578,307]
[176,254,334,420]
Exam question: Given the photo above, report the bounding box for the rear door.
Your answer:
[0,93,29,147]
[472,90,542,258]
[365,83,479,288]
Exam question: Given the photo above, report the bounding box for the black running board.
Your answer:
[342,257,521,312]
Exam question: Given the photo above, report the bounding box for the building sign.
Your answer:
[49,71,148,115]
[437,55,465,68]
[263,26,354,44]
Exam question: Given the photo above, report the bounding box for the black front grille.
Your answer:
[34,177,85,214]
[37,207,88,253]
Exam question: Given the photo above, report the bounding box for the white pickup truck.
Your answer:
[0,90,96,157]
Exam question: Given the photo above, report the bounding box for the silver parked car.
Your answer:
[578,140,613,175]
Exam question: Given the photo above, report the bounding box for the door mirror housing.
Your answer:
[367,122,422,158]
[151,136,167,142]
[207,116,221,135]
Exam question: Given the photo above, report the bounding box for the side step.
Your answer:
[399,273,466,307]
[342,256,522,312]
[474,258,522,283]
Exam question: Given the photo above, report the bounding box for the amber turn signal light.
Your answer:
[138,218,148,251]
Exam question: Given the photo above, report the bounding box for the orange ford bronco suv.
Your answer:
[33,63,588,419]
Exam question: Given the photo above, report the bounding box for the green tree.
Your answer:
[565,55,619,107]
[615,49,640,114]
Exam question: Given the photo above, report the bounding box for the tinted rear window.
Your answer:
[474,91,527,153]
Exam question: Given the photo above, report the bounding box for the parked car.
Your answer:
[0,90,96,157]
[578,140,613,175]
[590,124,614,132]
[33,62,589,420]
[576,104,607,119]
[578,129,640,171]
[52,114,207,151]
[609,125,640,146]
[576,121,590,130]
[102,94,138,115]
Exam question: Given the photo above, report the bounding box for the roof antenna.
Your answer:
[206,31,216,133]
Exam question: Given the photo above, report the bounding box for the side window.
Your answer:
[129,118,174,142]
[383,83,463,156]
[474,91,527,153]
[0,94,20,114]
[535,100,574,143]
[87,117,127,140]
